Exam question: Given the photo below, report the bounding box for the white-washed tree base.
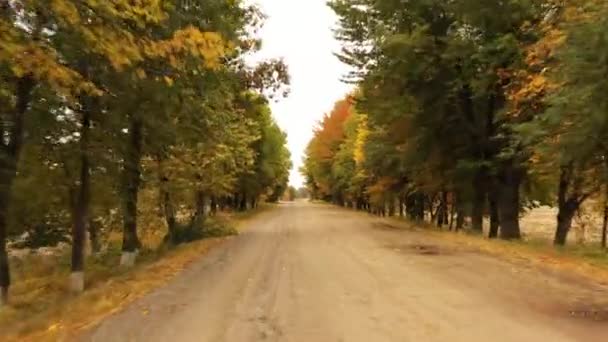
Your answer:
[70,272,85,293]
[120,251,138,267]
[0,286,7,308]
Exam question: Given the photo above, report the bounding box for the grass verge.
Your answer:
[385,216,608,285]
[0,206,273,342]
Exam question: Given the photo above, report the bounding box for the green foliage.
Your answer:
[307,0,608,243]
[0,0,292,303]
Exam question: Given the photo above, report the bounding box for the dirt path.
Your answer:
[81,202,608,341]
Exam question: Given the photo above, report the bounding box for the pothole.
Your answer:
[372,222,400,231]
[388,243,447,256]
[410,244,441,255]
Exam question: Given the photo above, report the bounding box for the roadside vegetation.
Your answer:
[302,1,608,252]
[0,0,292,329]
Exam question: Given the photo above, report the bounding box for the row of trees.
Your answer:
[303,1,608,247]
[0,1,291,306]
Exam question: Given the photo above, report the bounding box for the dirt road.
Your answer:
[82,202,608,342]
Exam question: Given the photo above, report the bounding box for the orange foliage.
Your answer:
[310,97,354,161]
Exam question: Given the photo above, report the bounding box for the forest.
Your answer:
[302,0,608,246]
[0,0,291,310]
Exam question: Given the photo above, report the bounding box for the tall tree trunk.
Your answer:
[157,156,176,241]
[497,164,522,240]
[449,196,456,231]
[488,190,500,239]
[437,191,448,228]
[210,196,217,216]
[388,197,395,217]
[415,193,425,221]
[603,168,608,249]
[70,98,92,292]
[602,196,608,249]
[554,202,577,246]
[471,171,485,233]
[0,75,34,306]
[554,166,578,246]
[88,218,100,254]
[120,116,143,267]
[161,186,176,242]
[0,194,10,308]
[454,192,465,231]
[239,193,247,211]
[192,190,206,229]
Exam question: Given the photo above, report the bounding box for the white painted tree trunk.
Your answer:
[84,231,92,257]
[70,272,85,293]
[120,250,138,267]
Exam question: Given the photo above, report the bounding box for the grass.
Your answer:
[0,207,272,342]
[384,215,608,285]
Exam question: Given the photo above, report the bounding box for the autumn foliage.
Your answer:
[304,0,608,248]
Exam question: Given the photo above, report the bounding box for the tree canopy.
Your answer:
[303,0,608,246]
[0,0,292,303]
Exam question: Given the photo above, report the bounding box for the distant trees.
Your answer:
[303,0,608,247]
[0,0,291,306]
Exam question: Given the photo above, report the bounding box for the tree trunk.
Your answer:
[192,190,206,229]
[471,171,485,233]
[449,197,456,231]
[454,192,465,231]
[0,193,10,308]
[415,193,425,221]
[0,190,11,307]
[70,100,92,292]
[88,219,100,254]
[553,167,578,246]
[497,164,522,240]
[554,201,577,246]
[388,197,395,217]
[437,191,448,228]
[604,171,608,249]
[0,75,34,306]
[157,157,176,240]
[488,191,500,239]
[210,196,217,215]
[602,198,607,249]
[239,194,247,211]
[120,116,143,267]
[161,186,176,242]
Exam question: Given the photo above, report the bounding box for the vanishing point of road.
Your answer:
[83,201,608,342]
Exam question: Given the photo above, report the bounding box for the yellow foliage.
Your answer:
[354,114,369,166]
[50,0,81,25]
[147,27,230,70]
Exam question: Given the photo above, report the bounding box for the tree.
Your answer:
[0,0,292,305]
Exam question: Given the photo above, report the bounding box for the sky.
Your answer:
[252,0,353,188]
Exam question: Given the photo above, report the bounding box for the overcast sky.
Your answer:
[252,0,353,188]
